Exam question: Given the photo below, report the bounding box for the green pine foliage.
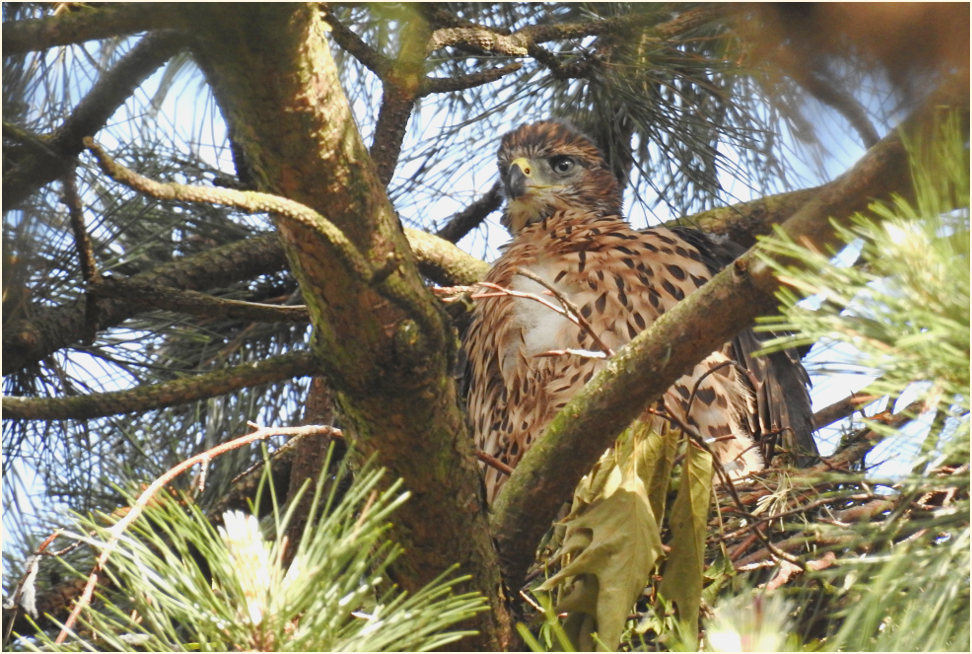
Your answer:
[21,449,486,651]
[742,111,970,652]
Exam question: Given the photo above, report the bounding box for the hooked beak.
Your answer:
[505,157,533,199]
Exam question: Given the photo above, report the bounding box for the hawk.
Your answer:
[464,120,818,503]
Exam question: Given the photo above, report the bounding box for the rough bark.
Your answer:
[1,3,181,54]
[1,226,486,376]
[183,5,510,648]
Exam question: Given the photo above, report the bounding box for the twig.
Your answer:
[3,529,64,644]
[811,392,881,429]
[62,170,98,286]
[681,423,806,568]
[54,422,338,644]
[832,498,896,524]
[764,551,837,591]
[477,449,515,476]
[422,63,523,95]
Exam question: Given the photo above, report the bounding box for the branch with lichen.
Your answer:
[3,351,317,421]
[81,138,460,353]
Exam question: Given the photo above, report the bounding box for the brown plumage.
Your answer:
[464,120,818,503]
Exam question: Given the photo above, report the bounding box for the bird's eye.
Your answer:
[549,156,575,175]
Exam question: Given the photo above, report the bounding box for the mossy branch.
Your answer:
[3,351,317,421]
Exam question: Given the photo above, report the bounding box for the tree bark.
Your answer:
[184,5,510,648]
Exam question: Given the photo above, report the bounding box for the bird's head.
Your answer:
[497,121,622,234]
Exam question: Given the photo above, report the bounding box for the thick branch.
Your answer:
[3,351,316,420]
[1,3,181,54]
[675,187,821,248]
[408,228,489,284]
[2,224,485,375]
[3,31,187,211]
[490,81,967,589]
[185,6,510,646]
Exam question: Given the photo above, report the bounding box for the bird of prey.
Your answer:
[464,120,817,503]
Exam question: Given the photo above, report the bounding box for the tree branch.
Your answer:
[434,181,503,243]
[368,13,431,186]
[674,187,822,248]
[2,232,288,375]
[421,63,523,95]
[185,6,512,646]
[3,31,187,211]
[319,6,393,78]
[2,223,486,376]
[1,3,182,54]
[812,392,882,430]
[3,351,317,421]
[771,45,881,148]
[425,6,720,57]
[489,79,967,589]
[84,138,378,284]
[89,277,309,323]
[83,139,454,346]
[61,168,101,344]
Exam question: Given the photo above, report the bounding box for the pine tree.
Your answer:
[3,3,968,650]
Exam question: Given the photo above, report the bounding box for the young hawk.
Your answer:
[464,120,818,503]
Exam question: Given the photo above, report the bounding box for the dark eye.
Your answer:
[549,156,575,175]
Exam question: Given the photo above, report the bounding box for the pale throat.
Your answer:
[506,196,550,234]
